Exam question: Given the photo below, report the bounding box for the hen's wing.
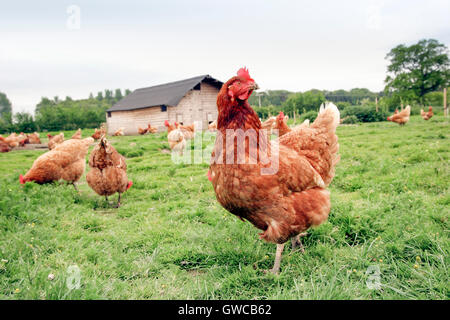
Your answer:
[277,103,340,190]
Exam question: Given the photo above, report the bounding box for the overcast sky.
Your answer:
[1,0,449,114]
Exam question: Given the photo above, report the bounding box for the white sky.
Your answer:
[0,0,449,114]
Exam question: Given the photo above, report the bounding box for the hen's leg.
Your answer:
[115,193,121,208]
[291,232,308,252]
[71,183,79,192]
[105,195,108,202]
[270,243,285,275]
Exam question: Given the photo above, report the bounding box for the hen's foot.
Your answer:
[71,183,79,193]
[291,232,308,252]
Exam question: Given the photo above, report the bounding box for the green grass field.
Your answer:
[0,115,448,299]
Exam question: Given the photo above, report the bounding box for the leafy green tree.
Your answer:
[14,112,37,132]
[114,89,123,101]
[249,90,292,107]
[384,39,450,105]
[104,89,113,102]
[0,92,12,116]
[282,90,325,114]
[96,92,104,101]
[0,112,13,133]
[35,97,56,114]
[125,89,132,96]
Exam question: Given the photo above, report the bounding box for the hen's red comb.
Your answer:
[207,170,212,182]
[164,120,169,127]
[237,67,252,81]
[127,181,133,190]
[19,174,25,185]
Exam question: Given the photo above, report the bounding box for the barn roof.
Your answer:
[106,74,223,112]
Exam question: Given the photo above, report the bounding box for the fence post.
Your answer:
[375,96,378,112]
[444,88,448,117]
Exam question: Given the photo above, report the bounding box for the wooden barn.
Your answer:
[106,75,223,135]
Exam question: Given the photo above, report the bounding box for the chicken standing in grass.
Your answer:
[28,132,41,144]
[421,106,433,120]
[113,127,125,136]
[165,121,186,155]
[138,126,148,135]
[177,123,195,140]
[0,136,11,152]
[146,123,158,134]
[92,124,107,140]
[4,133,20,148]
[20,137,94,190]
[261,116,276,135]
[47,133,64,150]
[273,111,291,136]
[86,137,132,207]
[387,105,410,125]
[209,68,340,274]
[71,128,82,139]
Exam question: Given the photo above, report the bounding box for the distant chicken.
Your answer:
[146,123,158,134]
[273,112,291,136]
[387,105,411,125]
[86,137,133,207]
[165,121,186,154]
[208,120,217,131]
[20,137,94,190]
[4,133,20,148]
[421,106,433,120]
[48,133,64,150]
[164,120,177,133]
[92,125,107,140]
[28,132,41,144]
[113,127,125,136]
[0,136,11,152]
[138,126,148,135]
[178,123,195,140]
[71,128,82,139]
[19,137,30,146]
[261,116,276,134]
[209,68,340,274]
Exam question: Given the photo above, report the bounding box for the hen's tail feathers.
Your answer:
[404,105,411,116]
[313,102,340,131]
[312,102,340,186]
[127,181,133,190]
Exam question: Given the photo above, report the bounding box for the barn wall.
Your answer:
[106,107,167,135]
[168,81,219,130]
[106,80,220,135]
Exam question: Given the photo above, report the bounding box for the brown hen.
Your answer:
[86,137,132,207]
[209,68,340,274]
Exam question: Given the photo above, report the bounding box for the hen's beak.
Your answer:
[251,83,260,90]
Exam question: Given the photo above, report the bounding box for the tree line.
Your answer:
[252,39,449,120]
[1,38,448,132]
[0,89,131,133]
